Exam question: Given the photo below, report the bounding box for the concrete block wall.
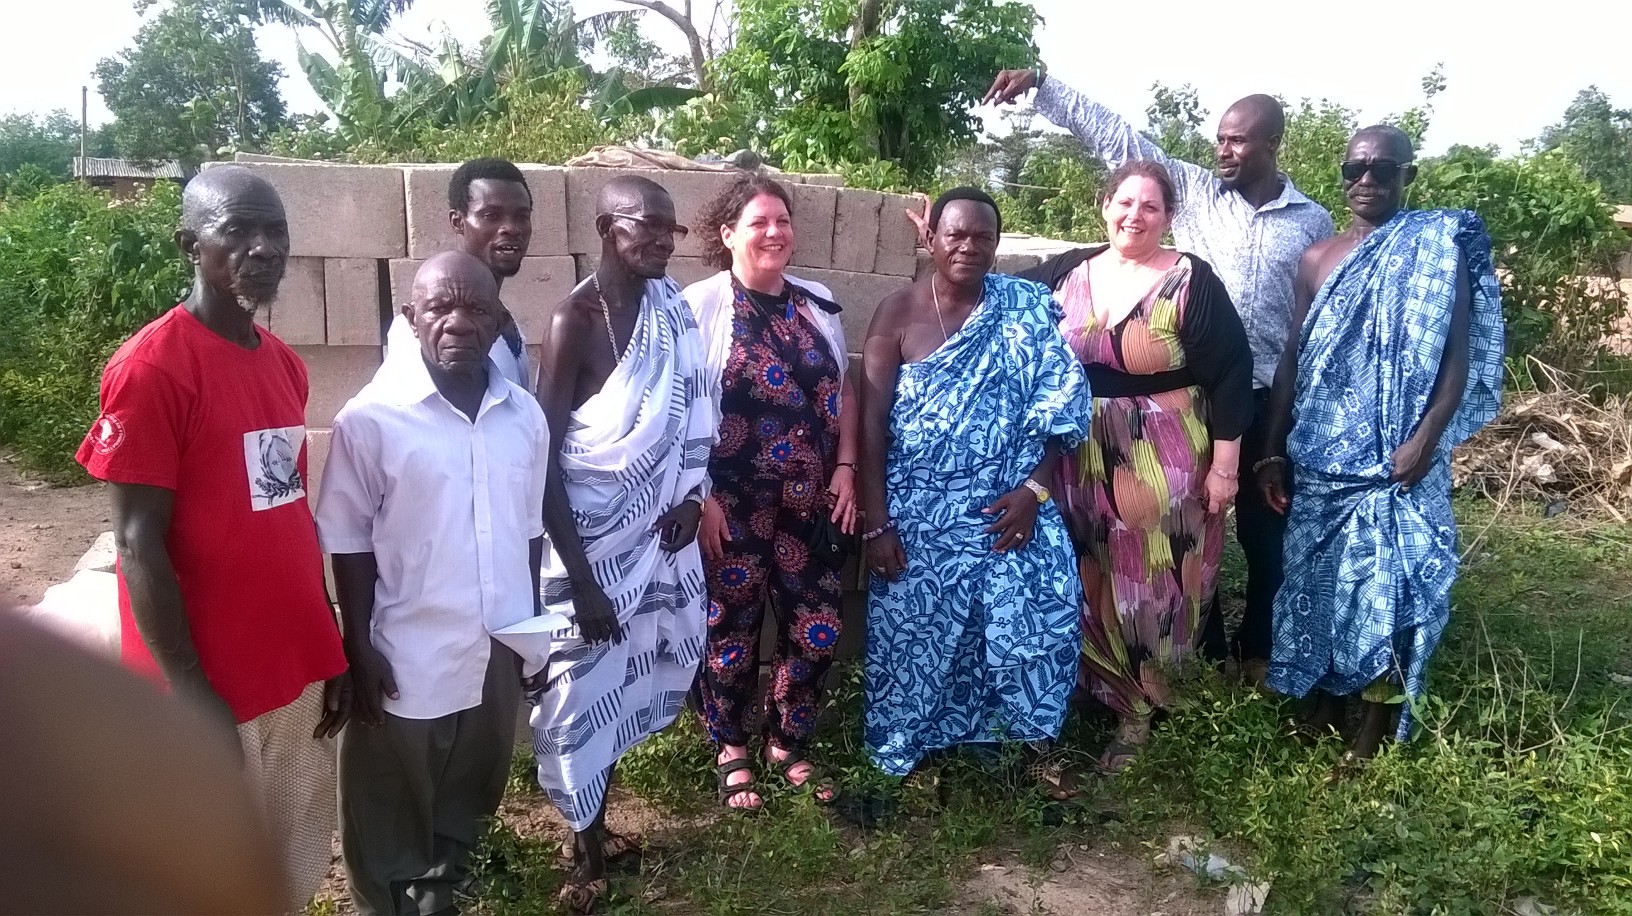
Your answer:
[218,156,924,513]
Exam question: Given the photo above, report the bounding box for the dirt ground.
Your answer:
[0,457,108,606]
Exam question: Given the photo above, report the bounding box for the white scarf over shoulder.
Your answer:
[682,271,849,399]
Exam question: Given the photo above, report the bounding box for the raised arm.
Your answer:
[110,482,238,745]
[859,293,908,580]
[535,297,622,644]
[988,68,1211,203]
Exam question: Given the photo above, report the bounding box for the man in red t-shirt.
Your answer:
[76,165,349,911]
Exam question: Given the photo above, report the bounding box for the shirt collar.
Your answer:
[379,346,514,415]
[1257,173,1317,212]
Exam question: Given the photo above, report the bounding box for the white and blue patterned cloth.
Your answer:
[865,274,1093,775]
[1266,210,1504,739]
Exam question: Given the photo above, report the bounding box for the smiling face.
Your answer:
[1102,174,1172,259]
[451,178,533,279]
[721,193,794,278]
[406,254,501,379]
[1342,130,1416,225]
[1215,104,1280,191]
[930,199,1000,286]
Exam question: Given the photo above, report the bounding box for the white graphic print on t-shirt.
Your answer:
[244,424,306,511]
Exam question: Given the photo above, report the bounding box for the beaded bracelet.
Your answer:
[862,519,897,542]
[1251,456,1288,474]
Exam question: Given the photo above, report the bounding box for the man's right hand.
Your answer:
[865,529,908,582]
[1257,462,1291,516]
[984,68,1040,106]
[347,643,399,728]
[572,574,623,645]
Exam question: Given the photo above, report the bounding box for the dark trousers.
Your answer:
[1202,388,1287,662]
[339,641,522,915]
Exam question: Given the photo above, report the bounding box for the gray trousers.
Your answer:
[340,641,522,915]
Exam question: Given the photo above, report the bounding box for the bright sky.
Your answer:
[3,0,1629,157]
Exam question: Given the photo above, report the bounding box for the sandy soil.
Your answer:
[0,457,108,606]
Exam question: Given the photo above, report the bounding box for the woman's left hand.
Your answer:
[983,486,1039,552]
[1205,467,1239,515]
[828,465,858,535]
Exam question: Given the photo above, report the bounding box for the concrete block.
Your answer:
[403,165,569,260]
[501,256,578,345]
[876,192,922,276]
[324,258,383,346]
[293,345,381,428]
[263,257,326,345]
[782,266,914,350]
[572,254,718,292]
[304,428,332,510]
[234,162,406,259]
[387,258,419,315]
[564,168,736,259]
[830,188,883,274]
[788,182,838,270]
[994,252,1046,275]
[798,173,846,187]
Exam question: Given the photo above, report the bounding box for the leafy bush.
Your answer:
[0,182,187,481]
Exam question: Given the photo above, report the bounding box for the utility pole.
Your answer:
[80,86,88,162]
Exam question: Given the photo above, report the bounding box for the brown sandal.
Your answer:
[767,748,839,805]
[1026,752,1083,800]
[557,876,608,914]
[554,831,646,870]
[716,757,763,811]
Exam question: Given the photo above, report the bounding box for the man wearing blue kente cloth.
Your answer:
[1257,125,1505,767]
[858,187,1093,796]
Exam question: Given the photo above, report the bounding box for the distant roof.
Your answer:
[73,157,188,180]
[1616,205,1632,230]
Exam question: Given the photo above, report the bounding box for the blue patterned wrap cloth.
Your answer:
[1267,209,1505,739]
[865,274,1093,775]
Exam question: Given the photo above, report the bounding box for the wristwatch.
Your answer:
[1023,478,1050,504]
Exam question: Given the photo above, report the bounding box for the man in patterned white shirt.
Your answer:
[986,65,1334,680]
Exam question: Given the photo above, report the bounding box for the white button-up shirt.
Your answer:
[315,351,548,720]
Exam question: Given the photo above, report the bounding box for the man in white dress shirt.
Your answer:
[386,158,536,390]
[316,251,549,915]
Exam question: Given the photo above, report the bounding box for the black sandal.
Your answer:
[716,757,763,811]
[767,749,839,805]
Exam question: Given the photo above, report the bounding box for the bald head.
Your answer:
[1349,124,1414,162]
[594,174,680,280]
[596,175,672,218]
[407,250,502,379]
[1223,94,1285,141]
[413,250,499,302]
[181,166,283,233]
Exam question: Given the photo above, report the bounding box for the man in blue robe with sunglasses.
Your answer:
[1256,125,1505,768]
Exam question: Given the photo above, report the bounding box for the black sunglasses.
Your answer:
[1340,159,1413,183]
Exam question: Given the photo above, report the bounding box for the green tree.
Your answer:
[1536,86,1632,203]
[703,0,1039,182]
[0,111,82,181]
[95,0,288,164]
[1144,82,1213,167]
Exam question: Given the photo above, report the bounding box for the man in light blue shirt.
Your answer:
[986,67,1334,678]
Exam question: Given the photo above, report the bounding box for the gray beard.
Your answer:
[235,292,275,317]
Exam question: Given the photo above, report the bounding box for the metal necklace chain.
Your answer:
[590,275,626,362]
[930,274,956,342]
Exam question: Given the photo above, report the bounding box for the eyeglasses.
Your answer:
[609,213,689,240]
[1340,159,1413,183]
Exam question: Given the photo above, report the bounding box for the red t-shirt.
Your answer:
[76,305,346,723]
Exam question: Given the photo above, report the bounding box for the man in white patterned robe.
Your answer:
[521,175,715,911]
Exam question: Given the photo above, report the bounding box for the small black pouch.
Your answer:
[804,513,854,572]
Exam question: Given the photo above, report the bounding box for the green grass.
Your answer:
[453,499,1632,915]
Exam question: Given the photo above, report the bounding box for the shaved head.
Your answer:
[181,166,282,233]
[1349,124,1415,162]
[596,175,671,218]
[413,250,498,302]
[1223,94,1285,141]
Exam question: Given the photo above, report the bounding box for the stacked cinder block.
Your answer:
[218,157,922,507]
